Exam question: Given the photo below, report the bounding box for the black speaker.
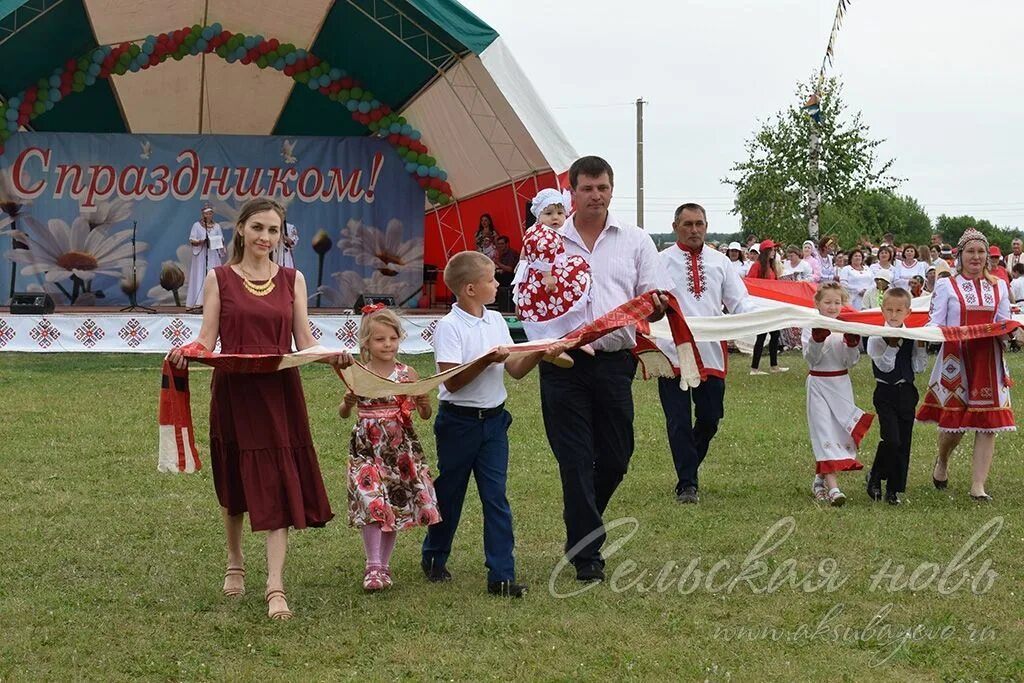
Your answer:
[9,292,56,314]
[354,294,397,309]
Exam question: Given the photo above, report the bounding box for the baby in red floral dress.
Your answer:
[513,188,593,350]
[339,305,440,592]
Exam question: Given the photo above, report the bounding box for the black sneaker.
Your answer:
[676,486,699,504]
[421,558,452,582]
[885,490,901,506]
[487,580,527,597]
[575,561,605,583]
[866,471,882,502]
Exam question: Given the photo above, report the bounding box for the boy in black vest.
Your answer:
[866,288,928,504]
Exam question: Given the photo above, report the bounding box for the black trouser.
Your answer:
[751,331,780,369]
[870,382,918,493]
[539,349,637,567]
[658,375,726,493]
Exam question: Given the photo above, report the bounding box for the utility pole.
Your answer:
[635,97,645,228]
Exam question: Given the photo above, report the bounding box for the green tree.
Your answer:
[724,77,900,245]
[818,190,932,248]
[934,215,1023,248]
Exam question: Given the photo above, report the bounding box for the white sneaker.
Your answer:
[812,475,828,501]
[750,369,768,376]
[828,488,846,507]
[770,366,790,373]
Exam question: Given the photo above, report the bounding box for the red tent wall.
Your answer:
[423,171,558,303]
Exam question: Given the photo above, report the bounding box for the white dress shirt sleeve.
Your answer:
[867,336,898,373]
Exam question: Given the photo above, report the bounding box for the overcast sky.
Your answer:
[461,0,1023,237]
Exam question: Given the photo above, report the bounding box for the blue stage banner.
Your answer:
[0,133,424,307]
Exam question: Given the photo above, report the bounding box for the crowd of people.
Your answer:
[711,232,1024,305]
[167,156,1021,621]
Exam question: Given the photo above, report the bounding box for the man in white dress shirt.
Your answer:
[1005,238,1023,272]
[539,156,668,583]
[657,204,755,504]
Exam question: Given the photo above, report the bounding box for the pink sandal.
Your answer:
[363,568,385,592]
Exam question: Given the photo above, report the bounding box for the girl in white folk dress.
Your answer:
[803,282,874,506]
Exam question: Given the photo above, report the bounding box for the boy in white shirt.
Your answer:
[422,251,562,597]
[865,288,928,505]
[1011,264,1024,303]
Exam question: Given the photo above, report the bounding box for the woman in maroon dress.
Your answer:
[169,198,348,620]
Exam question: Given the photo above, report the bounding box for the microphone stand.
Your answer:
[120,220,155,313]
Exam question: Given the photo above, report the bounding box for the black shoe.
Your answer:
[969,493,993,502]
[421,558,452,582]
[885,490,901,506]
[575,561,605,583]
[932,459,948,490]
[487,580,527,597]
[866,471,882,502]
[676,486,699,504]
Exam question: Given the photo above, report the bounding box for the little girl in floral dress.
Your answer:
[339,304,440,591]
[513,188,592,343]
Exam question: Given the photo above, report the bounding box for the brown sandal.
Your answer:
[222,567,245,597]
[265,589,294,621]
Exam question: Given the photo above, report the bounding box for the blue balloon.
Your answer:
[141,42,154,55]
[48,75,61,87]
[88,63,100,76]
[439,170,448,181]
[428,166,439,177]
[400,124,412,135]
[7,120,17,131]
[196,39,208,51]
[329,67,342,80]
[84,74,96,86]
[210,22,222,34]
[225,55,237,64]
[285,52,297,65]
[8,96,19,108]
[389,123,401,133]
[243,36,255,49]
[405,162,418,173]
[129,62,140,72]
[318,74,330,87]
[370,99,380,109]
[358,101,371,113]
[93,49,105,63]
[307,80,319,90]
[410,130,421,140]
[201,27,214,40]
[294,49,307,59]
[5,109,17,121]
[235,46,247,59]
[254,35,265,44]
[273,58,285,70]
[416,165,429,177]
[44,100,53,111]
[49,89,60,101]
[346,100,359,112]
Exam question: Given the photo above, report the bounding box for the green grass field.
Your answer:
[1,350,1022,681]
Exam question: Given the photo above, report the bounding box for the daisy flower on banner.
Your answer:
[338,218,424,276]
[315,270,414,308]
[79,198,132,231]
[10,215,145,284]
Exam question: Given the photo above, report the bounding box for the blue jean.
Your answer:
[658,375,726,492]
[422,406,516,582]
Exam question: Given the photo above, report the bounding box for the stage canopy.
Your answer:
[0,0,576,271]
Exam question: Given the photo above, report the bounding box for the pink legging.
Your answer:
[361,523,397,568]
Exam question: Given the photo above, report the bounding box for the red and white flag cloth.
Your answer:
[157,292,699,472]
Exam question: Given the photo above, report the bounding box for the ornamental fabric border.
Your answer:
[0,24,455,205]
[0,313,443,354]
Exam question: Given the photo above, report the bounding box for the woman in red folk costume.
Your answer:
[918,227,1022,501]
[168,198,349,620]
[513,188,592,343]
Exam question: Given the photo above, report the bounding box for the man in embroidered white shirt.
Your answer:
[657,203,755,504]
[539,155,669,583]
[1005,238,1023,272]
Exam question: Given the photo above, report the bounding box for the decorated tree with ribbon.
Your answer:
[723,76,900,245]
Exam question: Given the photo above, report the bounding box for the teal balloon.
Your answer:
[409,130,421,140]
[416,165,428,177]
[357,101,370,113]
[405,162,417,173]
[428,166,439,178]
[346,100,358,111]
